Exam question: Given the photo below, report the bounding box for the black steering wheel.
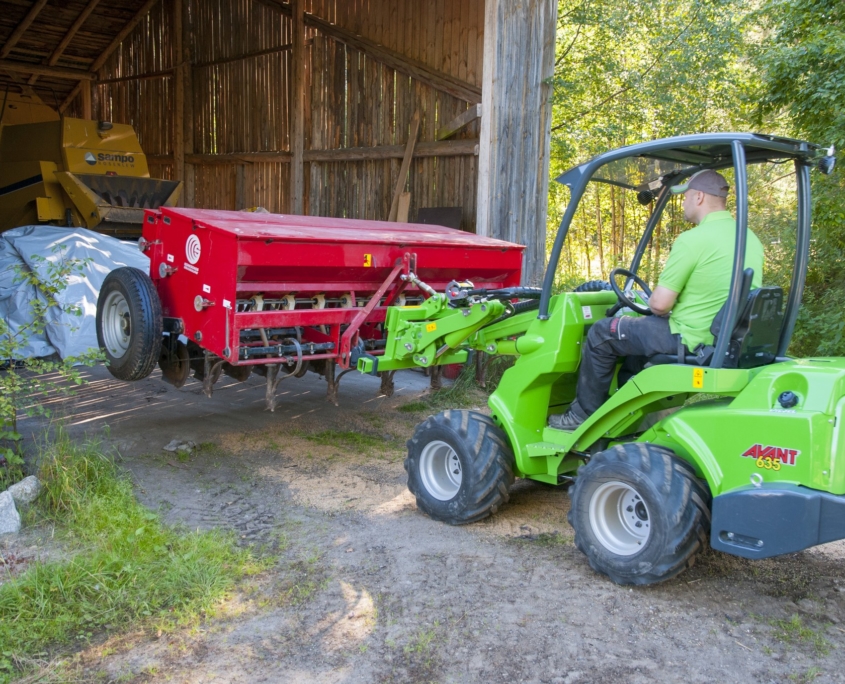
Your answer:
[609,268,653,316]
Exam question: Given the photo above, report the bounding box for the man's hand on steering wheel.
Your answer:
[608,267,653,316]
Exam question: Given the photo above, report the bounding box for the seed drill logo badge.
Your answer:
[742,444,800,467]
[84,152,96,165]
[184,235,201,273]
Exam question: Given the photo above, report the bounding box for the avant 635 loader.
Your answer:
[357,133,840,585]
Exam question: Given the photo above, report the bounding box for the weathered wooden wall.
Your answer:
[65,0,485,231]
[59,0,559,282]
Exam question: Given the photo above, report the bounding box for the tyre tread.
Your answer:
[406,410,515,525]
[568,443,711,585]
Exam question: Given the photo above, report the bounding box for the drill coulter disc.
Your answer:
[159,339,190,388]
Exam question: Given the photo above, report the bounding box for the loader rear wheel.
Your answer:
[97,267,163,381]
[406,410,515,525]
[568,443,711,585]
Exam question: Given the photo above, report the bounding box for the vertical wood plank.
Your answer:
[174,0,184,187]
[291,0,305,214]
[81,81,92,119]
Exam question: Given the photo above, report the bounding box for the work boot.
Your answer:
[547,409,585,431]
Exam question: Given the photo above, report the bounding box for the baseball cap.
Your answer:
[670,169,730,198]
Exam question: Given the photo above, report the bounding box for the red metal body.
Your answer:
[142,208,524,369]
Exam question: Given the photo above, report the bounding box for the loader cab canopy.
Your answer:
[554,133,824,195]
[541,133,836,369]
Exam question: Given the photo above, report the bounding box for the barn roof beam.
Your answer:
[0,0,50,60]
[60,0,162,113]
[0,59,95,80]
[28,0,102,86]
[146,139,479,165]
[255,0,482,104]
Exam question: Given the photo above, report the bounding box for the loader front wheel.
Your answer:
[568,443,711,585]
[406,410,515,525]
[97,267,163,381]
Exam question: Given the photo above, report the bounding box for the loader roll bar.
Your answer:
[540,133,829,360]
[778,160,812,357]
[710,141,748,369]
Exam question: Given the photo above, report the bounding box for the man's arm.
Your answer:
[654,232,694,316]
[649,286,678,317]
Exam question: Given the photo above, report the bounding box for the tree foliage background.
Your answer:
[549,0,843,355]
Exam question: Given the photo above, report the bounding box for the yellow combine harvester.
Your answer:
[0,93,181,237]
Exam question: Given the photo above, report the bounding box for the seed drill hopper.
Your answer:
[96,207,523,406]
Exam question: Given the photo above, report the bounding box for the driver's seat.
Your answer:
[647,268,784,370]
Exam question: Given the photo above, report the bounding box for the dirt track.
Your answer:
[17,365,845,683]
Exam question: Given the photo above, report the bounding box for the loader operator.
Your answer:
[548,169,764,431]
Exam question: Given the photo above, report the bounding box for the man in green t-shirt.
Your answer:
[549,169,764,430]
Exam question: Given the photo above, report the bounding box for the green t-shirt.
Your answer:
[657,210,764,349]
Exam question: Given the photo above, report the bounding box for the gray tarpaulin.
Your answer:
[0,226,149,360]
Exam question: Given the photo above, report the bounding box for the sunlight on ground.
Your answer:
[313,580,376,651]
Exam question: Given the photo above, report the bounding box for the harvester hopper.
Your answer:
[0,116,181,237]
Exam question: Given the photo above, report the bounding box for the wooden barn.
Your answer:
[0,0,558,283]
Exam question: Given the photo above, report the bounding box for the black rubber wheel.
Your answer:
[568,442,711,585]
[573,280,612,292]
[406,410,515,524]
[96,267,163,381]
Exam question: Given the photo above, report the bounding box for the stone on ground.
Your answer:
[163,439,196,453]
[7,475,42,506]
[0,491,21,536]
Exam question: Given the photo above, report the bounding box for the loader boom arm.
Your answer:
[356,276,538,375]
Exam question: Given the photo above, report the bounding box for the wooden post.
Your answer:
[81,81,92,119]
[173,0,184,186]
[181,0,194,206]
[91,80,99,120]
[290,0,305,214]
[476,0,558,285]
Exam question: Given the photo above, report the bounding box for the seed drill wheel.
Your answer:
[405,410,515,524]
[568,443,711,585]
[96,267,163,381]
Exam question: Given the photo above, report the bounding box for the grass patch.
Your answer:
[509,531,571,547]
[769,615,830,656]
[0,431,265,682]
[789,667,822,683]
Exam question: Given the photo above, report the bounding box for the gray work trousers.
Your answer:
[570,314,682,418]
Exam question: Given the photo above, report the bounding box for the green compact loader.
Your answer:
[357,133,841,585]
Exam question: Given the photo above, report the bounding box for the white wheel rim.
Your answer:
[419,440,463,501]
[102,290,132,358]
[588,481,651,555]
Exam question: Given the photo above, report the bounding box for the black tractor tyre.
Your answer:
[567,442,711,585]
[573,280,612,293]
[406,410,515,525]
[96,267,163,381]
